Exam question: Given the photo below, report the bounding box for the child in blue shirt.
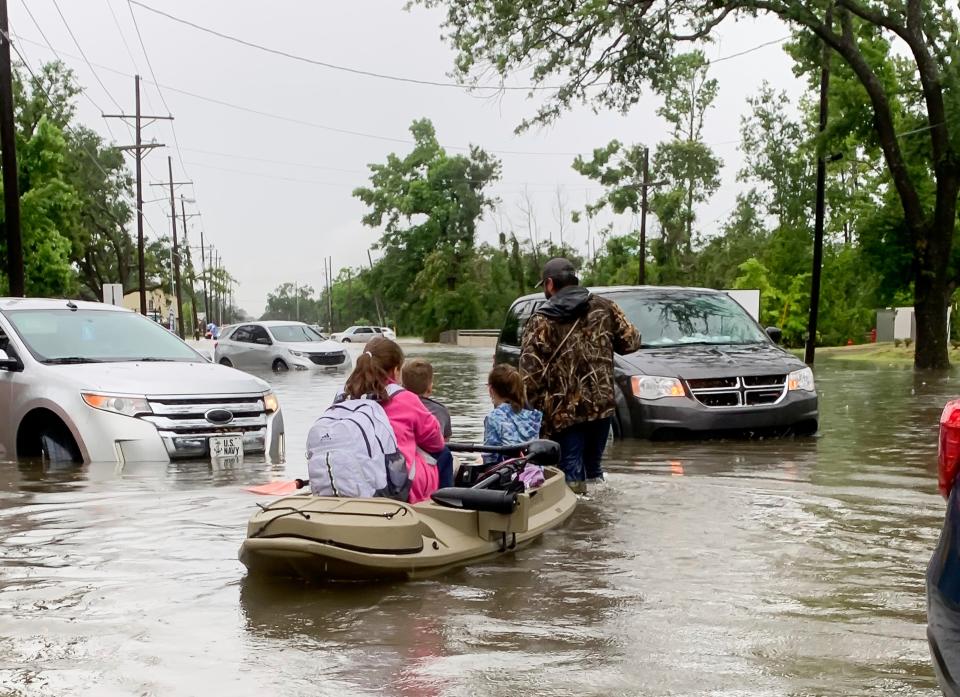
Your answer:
[483,364,543,474]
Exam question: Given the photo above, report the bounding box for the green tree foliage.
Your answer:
[351,119,501,339]
[418,0,960,369]
[2,61,174,300]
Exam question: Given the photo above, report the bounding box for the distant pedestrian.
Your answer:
[520,258,642,494]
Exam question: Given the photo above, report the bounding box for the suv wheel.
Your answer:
[272,359,289,372]
[341,338,351,343]
[40,429,77,463]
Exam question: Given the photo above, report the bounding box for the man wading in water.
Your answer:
[520,258,642,495]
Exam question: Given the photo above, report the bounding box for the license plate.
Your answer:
[209,435,243,460]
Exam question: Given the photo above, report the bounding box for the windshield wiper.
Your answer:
[43,357,103,364]
[123,357,176,362]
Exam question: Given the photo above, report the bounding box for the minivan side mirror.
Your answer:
[0,349,21,371]
[765,327,783,344]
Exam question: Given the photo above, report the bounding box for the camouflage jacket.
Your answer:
[519,287,642,436]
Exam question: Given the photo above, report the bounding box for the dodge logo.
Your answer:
[205,408,234,425]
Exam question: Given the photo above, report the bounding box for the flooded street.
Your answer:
[0,345,951,696]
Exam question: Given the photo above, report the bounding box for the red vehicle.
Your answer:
[928,400,960,695]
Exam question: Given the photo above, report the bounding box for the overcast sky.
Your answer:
[11,1,804,316]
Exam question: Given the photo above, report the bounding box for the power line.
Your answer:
[128,0,790,92]
[125,0,198,242]
[50,0,124,112]
[7,32,164,238]
[127,0,550,92]
[11,31,750,158]
[18,1,123,141]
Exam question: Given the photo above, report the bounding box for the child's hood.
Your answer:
[513,406,543,441]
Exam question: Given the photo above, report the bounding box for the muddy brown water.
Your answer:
[0,345,953,696]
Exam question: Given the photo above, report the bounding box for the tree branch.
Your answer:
[670,6,734,41]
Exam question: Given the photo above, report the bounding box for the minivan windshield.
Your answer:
[268,325,325,342]
[612,291,768,347]
[4,309,202,363]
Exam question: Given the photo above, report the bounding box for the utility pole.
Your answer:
[326,256,334,333]
[0,0,23,296]
[199,233,208,323]
[805,6,832,366]
[105,76,169,314]
[149,165,191,337]
[635,148,666,286]
[294,281,299,321]
[179,196,201,338]
[367,249,384,327]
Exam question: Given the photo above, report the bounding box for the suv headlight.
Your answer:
[288,349,306,357]
[81,393,152,417]
[631,375,685,400]
[787,367,815,392]
[263,392,279,413]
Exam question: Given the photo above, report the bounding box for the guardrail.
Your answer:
[439,329,500,347]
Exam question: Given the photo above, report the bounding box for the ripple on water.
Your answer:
[0,353,952,695]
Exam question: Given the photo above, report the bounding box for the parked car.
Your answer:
[379,326,397,341]
[495,286,819,439]
[331,325,380,343]
[0,298,284,463]
[215,321,351,372]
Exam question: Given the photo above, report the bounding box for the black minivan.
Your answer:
[495,286,819,440]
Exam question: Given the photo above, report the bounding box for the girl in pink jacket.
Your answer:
[342,337,445,503]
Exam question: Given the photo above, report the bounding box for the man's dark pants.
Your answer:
[552,417,611,483]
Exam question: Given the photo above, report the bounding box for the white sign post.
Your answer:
[724,289,761,323]
[103,283,124,306]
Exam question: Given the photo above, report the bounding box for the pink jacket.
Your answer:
[383,384,444,503]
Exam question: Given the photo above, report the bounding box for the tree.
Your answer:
[353,118,500,338]
[261,282,321,322]
[419,0,960,369]
[650,51,722,257]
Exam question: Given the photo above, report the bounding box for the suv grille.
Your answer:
[141,395,268,458]
[686,375,786,409]
[309,351,346,366]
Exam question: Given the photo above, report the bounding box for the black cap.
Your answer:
[535,257,577,288]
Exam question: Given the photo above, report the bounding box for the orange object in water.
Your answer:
[245,479,305,496]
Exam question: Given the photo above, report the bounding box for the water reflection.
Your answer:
[0,347,954,695]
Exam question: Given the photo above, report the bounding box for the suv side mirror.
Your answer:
[0,349,21,371]
[766,327,783,344]
[255,337,272,345]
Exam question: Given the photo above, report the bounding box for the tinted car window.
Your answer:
[232,325,255,343]
[357,327,373,334]
[610,290,768,347]
[249,326,271,343]
[500,300,536,347]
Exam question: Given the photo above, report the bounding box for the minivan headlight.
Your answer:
[263,392,279,413]
[631,375,685,400]
[787,367,815,392]
[81,393,152,417]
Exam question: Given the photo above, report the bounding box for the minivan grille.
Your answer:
[686,375,787,409]
[141,395,268,457]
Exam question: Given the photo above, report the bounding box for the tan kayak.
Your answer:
[239,457,576,581]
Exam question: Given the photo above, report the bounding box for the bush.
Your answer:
[894,338,903,347]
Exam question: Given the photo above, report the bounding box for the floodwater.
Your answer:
[0,345,952,696]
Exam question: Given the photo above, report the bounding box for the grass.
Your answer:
[787,341,960,365]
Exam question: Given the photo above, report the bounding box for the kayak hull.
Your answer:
[239,466,577,581]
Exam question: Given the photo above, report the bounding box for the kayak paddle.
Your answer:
[245,478,307,495]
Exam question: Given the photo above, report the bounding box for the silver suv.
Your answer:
[0,298,284,463]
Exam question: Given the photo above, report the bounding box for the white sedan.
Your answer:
[331,325,391,343]
[215,321,351,372]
